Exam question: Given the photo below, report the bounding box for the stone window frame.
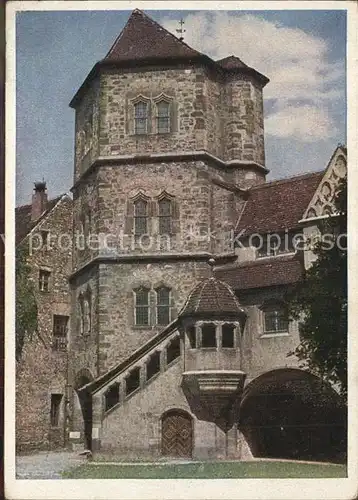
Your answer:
[133,286,151,327]
[259,299,290,338]
[130,95,151,136]
[166,335,181,366]
[125,191,151,237]
[154,285,173,326]
[154,190,180,237]
[153,93,173,134]
[52,314,69,351]
[38,268,51,292]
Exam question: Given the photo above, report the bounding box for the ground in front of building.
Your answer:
[62,459,346,479]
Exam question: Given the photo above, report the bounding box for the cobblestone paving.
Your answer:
[16,451,88,479]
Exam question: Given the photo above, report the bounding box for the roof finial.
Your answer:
[208,257,215,277]
[176,18,186,41]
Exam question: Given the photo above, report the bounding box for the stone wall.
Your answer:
[16,196,73,451]
[73,64,266,185]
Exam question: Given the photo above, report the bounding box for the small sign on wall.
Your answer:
[92,427,99,439]
[69,431,81,440]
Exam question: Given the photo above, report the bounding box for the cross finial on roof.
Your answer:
[176,18,186,41]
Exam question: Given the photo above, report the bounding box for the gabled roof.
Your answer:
[215,254,303,291]
[236,171,323,236]
[15,194,67,245]
[180,276,245,319]
[216,55,249,70]
[104,9,202,62]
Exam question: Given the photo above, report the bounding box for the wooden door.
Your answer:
[161,410,193,457]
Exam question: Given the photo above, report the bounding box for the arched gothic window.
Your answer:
[156,101,170,134]
[134,101,148,135]
[134,198,148,236]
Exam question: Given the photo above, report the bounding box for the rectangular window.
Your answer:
[158,199,172,235]
[255,234,295,259]
[222,324,235,348]
[53,315,68,351]
[134,102,148,135]
[41,230,49,248]
[157,101,170,134]
[39,270,51,292]
[187,326,197,348]
[135,288,150,326]
[50,394,62,427]
[201,324,217,348]
[156,287,170,325]
[134,199,148,236]
[264,309,289,333]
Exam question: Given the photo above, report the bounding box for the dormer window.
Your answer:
[134,101,148,135]
[156,101,170,134]
[253,233,295,259]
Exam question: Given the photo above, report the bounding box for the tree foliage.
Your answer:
[286,177,347,399]
[16,244,38,361]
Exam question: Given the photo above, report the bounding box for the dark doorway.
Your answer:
[161,409,193,458]
[239,369,346,463]
[75,373,93,451]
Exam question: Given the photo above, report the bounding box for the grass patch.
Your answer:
[63,460,347,479]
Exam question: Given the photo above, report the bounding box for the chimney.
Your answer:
[31,181,48,221]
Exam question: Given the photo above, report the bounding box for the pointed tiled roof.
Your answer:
[104,9,202,62]
[180,277,246,319]
[70,10,269,108]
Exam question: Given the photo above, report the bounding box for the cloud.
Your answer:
[161,12,344,142]
[265,105,338,142]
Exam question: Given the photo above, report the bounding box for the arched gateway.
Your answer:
[239,368,346,462]
[161,409,193,458]
[75,370,93,451]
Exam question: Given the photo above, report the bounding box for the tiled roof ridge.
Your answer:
[249,170,324,192]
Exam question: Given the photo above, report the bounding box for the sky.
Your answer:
[15,8,346,205]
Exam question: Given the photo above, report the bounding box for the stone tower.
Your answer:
[68,9,269,402]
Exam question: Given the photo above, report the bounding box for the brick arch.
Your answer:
[239,368,346,462]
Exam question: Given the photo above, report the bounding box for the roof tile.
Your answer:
[104,9,202,62]
[215,255,303,290]
[237,171,323,236]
